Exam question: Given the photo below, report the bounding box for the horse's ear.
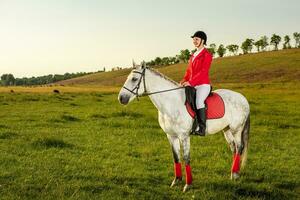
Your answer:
[132,59,136,69]
[141,61,146,69]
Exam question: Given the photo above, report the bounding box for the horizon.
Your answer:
[0,0,299,78]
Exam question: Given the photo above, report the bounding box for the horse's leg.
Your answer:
[223,127,236,153]
[167,135,182,187]
[230,127,244,180]
[182,136,192,192]
[223,128,240,179]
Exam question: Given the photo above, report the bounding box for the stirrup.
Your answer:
[194,127,206,136]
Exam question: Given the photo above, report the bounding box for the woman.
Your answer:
[180,31,213,136]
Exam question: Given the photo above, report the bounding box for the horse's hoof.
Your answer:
[170,177,182,187]
[183,184,192,192]
[231,172,240,180]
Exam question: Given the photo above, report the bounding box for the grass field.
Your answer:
[0,82,299,199]
[1,49,300,199]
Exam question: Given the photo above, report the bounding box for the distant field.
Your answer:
[57,49,300,87]
[0,82,299,199]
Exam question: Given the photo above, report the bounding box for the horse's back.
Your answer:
[214,89,249,109]
[213,89,250,124]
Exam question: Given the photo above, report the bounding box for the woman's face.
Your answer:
[193,37,202,48]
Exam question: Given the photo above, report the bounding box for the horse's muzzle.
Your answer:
[119,94,130,105]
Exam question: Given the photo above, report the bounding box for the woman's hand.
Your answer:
[181,81,191,87]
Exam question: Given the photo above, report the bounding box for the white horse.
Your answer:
[118,62,250,192]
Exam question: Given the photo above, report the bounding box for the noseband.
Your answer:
[122,68,184,100]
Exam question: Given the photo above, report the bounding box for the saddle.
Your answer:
[184,86,225,134]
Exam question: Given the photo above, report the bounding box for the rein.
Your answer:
[122,68,185,100]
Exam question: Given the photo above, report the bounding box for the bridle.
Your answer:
[122,68,147,100]
[122,67,185,101]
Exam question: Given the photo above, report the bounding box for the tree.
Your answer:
[15,78,25,86]
[64,73,72,80]
[154,57,162,66]
[53,74,65,82]
[254,39,263,52]
[293,32,300,48]
[169,57,178,65]
[178,49,190,63]
[1,71,92,86]
[161,57,170,66]
[207,43,217,57]
[149,60,156,66]
[1,74,15,86]
[283,35,291,49]
[191,48,197,54]
[270,34,281,50]
[241,38,254,54]
[260,36,269,51]
[226,44,239,55]
[217,44,226,57]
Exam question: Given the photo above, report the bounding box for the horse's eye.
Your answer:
[132,77,138,82]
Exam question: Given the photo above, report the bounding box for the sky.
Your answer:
[0,0,299,78]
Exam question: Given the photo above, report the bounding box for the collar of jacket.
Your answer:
[192,48,207,62]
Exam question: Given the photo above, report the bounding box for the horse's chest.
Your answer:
[158,112,190,135]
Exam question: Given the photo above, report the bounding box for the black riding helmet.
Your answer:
[191,31,207,45]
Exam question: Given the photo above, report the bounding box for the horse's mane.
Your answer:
[147,67,180,86]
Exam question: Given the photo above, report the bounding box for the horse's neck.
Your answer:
[145,70,185,116]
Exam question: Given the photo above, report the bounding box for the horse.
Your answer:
[118,62,250,192]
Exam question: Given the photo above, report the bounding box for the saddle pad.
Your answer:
[185,92,225,119]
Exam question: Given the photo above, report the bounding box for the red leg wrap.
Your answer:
[231,153,241,173]
[174,162,182,178]
[185,165,192,185]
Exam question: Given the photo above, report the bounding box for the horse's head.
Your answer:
[118,61,147,105]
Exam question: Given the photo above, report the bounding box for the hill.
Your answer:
[57,49,300,86]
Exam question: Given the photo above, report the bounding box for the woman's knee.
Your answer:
[196,99,205,109]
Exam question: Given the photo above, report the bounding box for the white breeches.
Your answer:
[195,84,211,109]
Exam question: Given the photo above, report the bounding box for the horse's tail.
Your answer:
[241,114,250,169]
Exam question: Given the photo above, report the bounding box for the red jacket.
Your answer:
[181,48,212,86]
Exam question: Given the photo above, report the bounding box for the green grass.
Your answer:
[0,82,299,199]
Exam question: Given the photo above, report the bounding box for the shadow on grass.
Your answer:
[111,110,144,118]
[273,181,299,190]
[65,175,173,199]
[54,95,74,101]
[61,114,80,122]
[90,114,107,119]
[198,180,296,200]
[21,96,40,102]
[91,93,104,97]
[32,138,73,149]
[277,123,299,129]
[49,114,81,123]
[0,124,9,128]
[69,103,79,106]
[0,131,18,139]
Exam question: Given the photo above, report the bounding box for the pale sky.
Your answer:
[0,0,299,77]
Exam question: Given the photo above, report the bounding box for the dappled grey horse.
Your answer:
[118,62,250,192]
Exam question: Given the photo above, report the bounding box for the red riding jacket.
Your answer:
[181,48,212,86]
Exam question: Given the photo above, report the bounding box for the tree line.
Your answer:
[0,70,105,86]
[146,32,300,66]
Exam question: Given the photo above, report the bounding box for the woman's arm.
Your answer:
[181,66,191,84]
[180,57,193,84]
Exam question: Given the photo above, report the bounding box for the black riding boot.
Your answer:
[195,108,206,136]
